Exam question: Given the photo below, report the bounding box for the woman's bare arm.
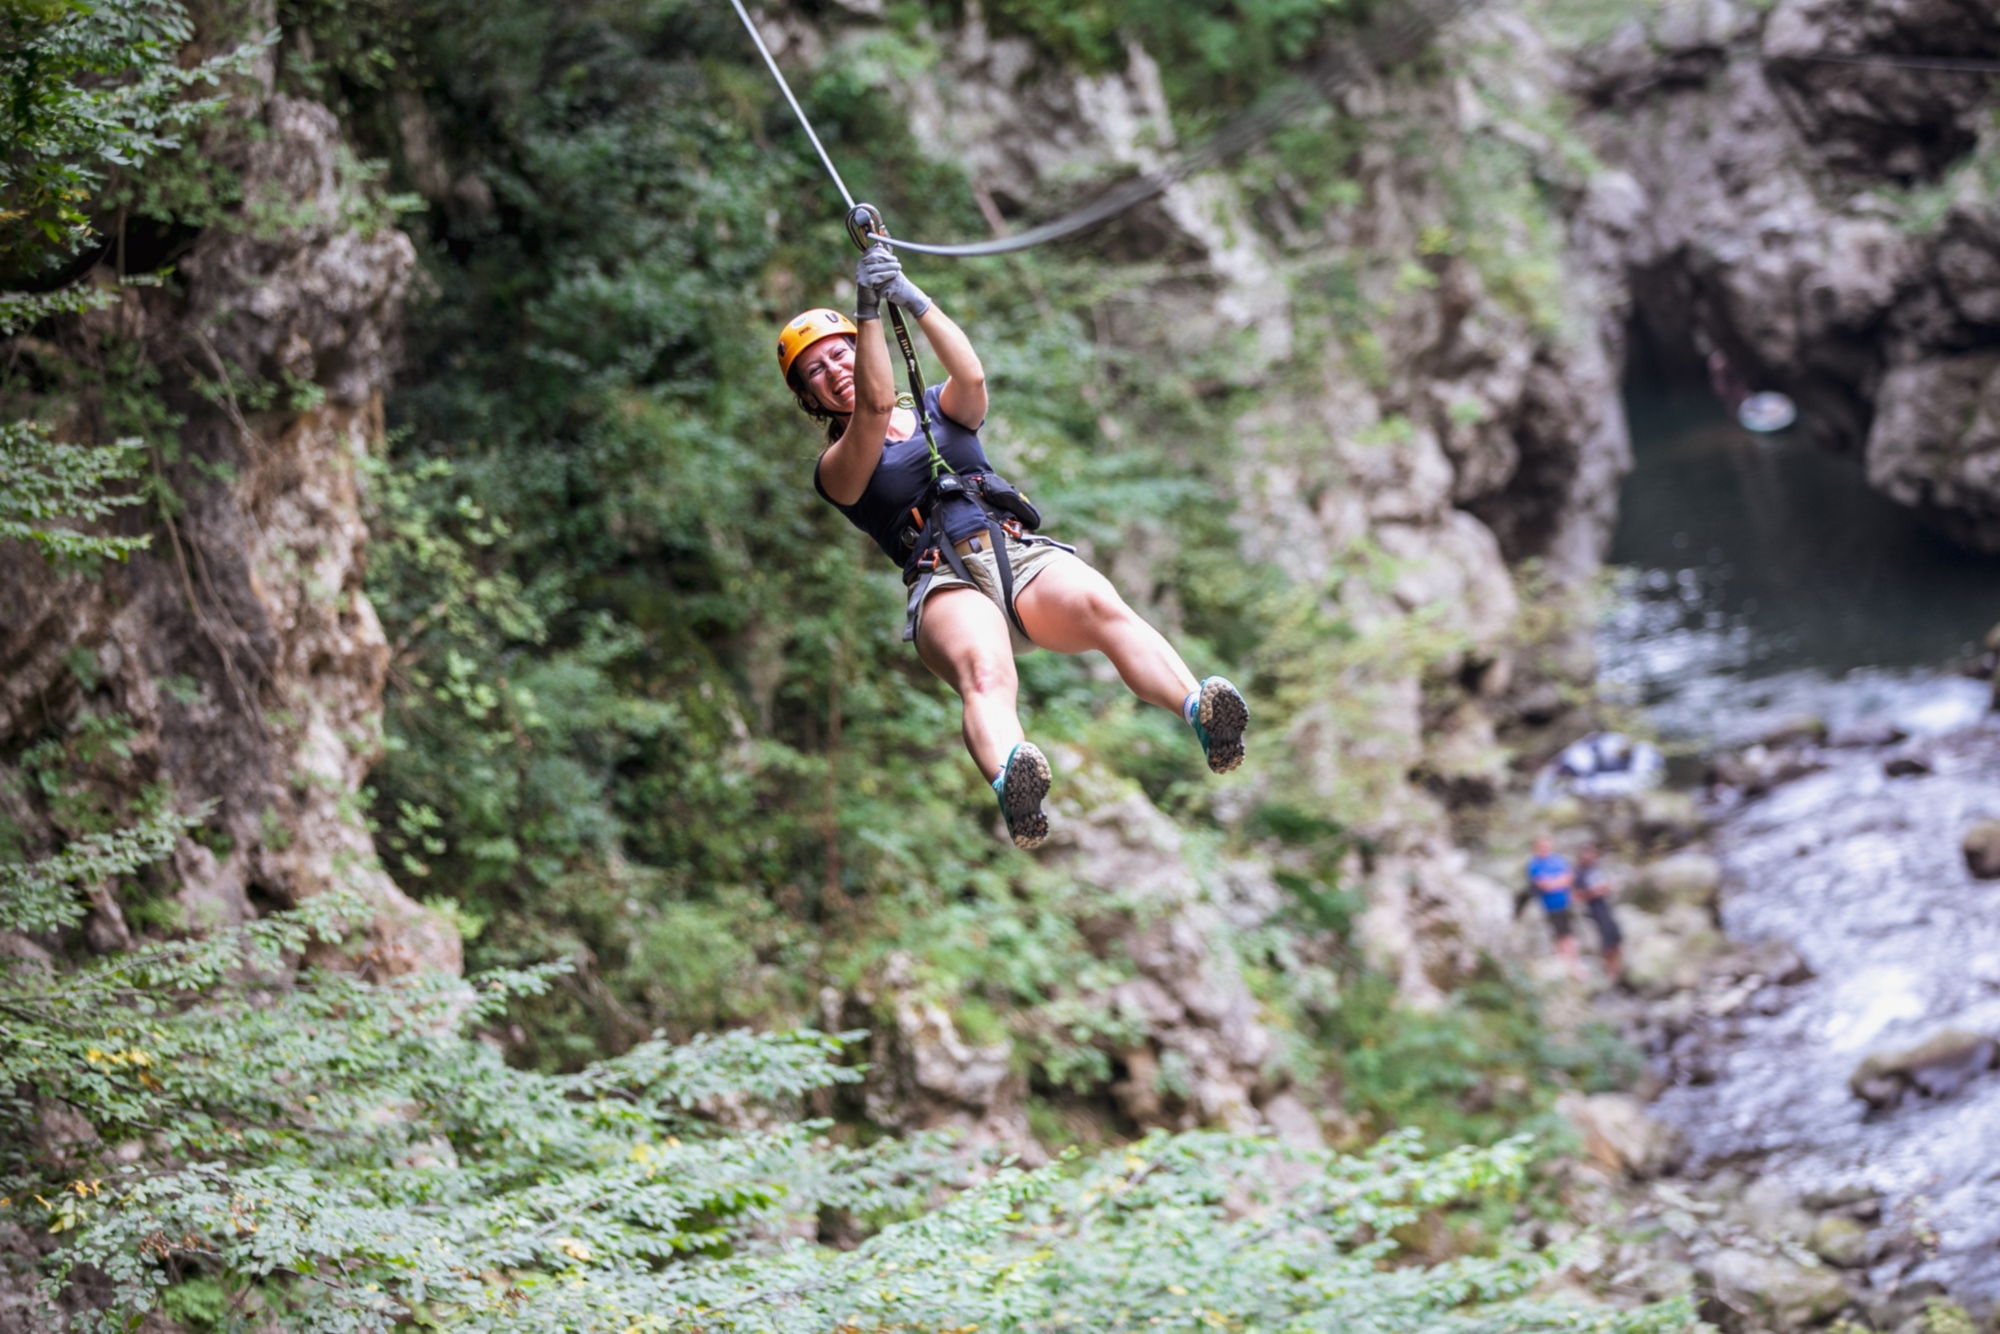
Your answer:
[921,306,988,430]
[817,319,898,506]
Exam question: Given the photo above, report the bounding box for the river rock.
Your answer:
[1634,788,1707,846]
[1711,745,1823,797]
[1826,721,1907,749]
[1729,1177,1815,1245]
[1621,903,1723,997]
[1849,1028,1999,1110]
[1961,821,2000,879]
[1758,715,1827,749]
[1701,1246,1851,1332]
[1557,1092,1683,1178]
[1632,851,1722,910]
[1882,752,1932,778]
[1808,1216,1870,1269]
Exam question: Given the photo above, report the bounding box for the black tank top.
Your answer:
[813,384,997,570]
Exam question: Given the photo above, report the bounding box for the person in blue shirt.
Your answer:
[1521,834,1581,974]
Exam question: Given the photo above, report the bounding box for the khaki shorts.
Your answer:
[905,533,1081,655]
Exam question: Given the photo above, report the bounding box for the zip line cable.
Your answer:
[1794,51,2000,74]
[726,0,1476,258]
[728,0,858,212]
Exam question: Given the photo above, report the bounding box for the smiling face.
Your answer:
[790,335,856,416]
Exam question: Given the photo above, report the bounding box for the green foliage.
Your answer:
[0,802,202,933]
[0,2,1703,1325]
[1315,967,1631,1146]
[0,817,1684,1333]
[949,0,1355,114]
[0,0,267,277]
[0,419,150,562]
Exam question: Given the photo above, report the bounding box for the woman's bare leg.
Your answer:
[1014,559,1198,713]
[915,585,1024,778]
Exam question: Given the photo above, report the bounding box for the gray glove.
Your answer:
[855,244,932,318]
[853,250,882,322]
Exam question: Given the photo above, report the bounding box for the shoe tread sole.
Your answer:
[1002,743,1051,849]
[1199,679,1248,774]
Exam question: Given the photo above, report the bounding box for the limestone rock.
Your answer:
[1882,752,1932,778]
[1557,1091,1683,1177]
[1711,745,1823,796]
[1758,715,1827,749]
[1808,1215,1870,1269]
[1701,1245,1851,1332]
[1039,787,1273,1132]
[1849,1028,1999,1109]
[1355,842,1513,1010]
[1729,1177,1815,1246]
[1632,851,1722,910]
[1634,788,1707,846]
[1621,903,1724,997]
[1868,354,2000,554]
[841,954,1040,1162]
[1961,820,2000,879]
[0,92,449,974]
[1827,721,1907,749]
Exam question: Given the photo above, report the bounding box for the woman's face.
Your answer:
[793,336,855,415]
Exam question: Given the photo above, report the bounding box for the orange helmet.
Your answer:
[777,307,857,381]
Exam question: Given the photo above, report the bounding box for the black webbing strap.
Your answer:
[986,514,1029,641]
[918,512,1033,643]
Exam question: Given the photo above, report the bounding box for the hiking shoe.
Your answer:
[1189,677,1248,774]
[993,741,1051,850]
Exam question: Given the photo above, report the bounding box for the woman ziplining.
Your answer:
[779,240,1248,849]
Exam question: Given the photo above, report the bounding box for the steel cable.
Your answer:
[726,0,1477,257]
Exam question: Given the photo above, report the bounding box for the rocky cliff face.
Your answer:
[1568,0,2000,549]
[0,78,454,973]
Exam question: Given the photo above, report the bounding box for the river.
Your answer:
[1599,389,2000,1303]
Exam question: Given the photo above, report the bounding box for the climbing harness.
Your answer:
[834,202,1048,641]
[727,0,1477,258]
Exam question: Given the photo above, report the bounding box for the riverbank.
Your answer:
[1507,667,2000,1330]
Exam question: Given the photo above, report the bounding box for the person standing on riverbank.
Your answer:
[1575,844,1624,984]
[1521,835,1582,977]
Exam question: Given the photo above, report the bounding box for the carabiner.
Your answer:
[847,202,888,252]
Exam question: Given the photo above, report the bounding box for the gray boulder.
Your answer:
[1808,1215,1870,1269]
[1849,1028,1999,1110]
[1962,820,2000,879]
[1632,851,1723,911]
[1557,1091,1683,1178]
[1701,1246,1850,1332]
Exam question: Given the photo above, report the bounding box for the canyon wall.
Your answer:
[0,60,455,974]
[1570,0,2000,549]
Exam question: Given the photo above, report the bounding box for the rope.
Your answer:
[726,0,1476,258]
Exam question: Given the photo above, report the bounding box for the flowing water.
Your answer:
[1599,390,2000,1301]
[1600,390,2000,746]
